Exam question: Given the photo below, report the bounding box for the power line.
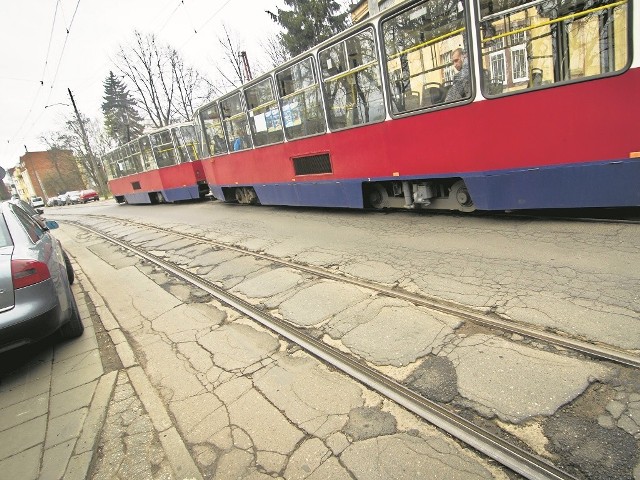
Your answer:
[40,0,62,83]
[179,0,234,50]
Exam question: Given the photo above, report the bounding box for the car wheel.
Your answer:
[59,293,84,339]
[62,249,75,285]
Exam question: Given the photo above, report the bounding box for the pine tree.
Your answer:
[101,72,144,145]
[267,0,349,58]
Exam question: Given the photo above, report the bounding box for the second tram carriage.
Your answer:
[104,123,208,204]
[192,0,639,212]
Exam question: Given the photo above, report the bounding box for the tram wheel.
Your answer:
[366,184,389,209]
[450,180,475,212]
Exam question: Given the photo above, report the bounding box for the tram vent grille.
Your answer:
[132,181,141,190]
[293,153,332,176]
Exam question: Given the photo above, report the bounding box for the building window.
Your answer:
[511,45,529,82]
[489,51,506,84]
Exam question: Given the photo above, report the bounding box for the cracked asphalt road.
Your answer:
[49,201,640,479]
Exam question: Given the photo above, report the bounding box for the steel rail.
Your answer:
[73,222,578,480]
[74,215,640,369]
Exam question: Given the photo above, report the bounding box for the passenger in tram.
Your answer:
[445,48,470,102]
[232,129,245,151]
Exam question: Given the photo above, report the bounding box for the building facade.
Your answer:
[12,150,84,202]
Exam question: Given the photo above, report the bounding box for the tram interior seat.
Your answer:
[421,83,444,107]
[404,91,420,110]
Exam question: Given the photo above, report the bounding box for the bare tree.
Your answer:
[115,31,213,127]
[41,113,113,195]
[171,50,214,122]
[214,24,246,91]
[260,33,291,70]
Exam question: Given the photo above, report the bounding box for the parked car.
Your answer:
[79,189,99,203]
[30,196,45,208]
[0,201,83,354]
[60,191,81,205]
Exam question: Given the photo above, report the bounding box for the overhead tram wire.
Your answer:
[40,0,62,83]
[180,0,199,35]
[44,0,83,105]
[178,0,234,50]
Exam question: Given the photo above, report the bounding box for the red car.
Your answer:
[79,189,99,203]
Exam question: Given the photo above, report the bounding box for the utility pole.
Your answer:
[240,51,252,82]
[67,88,108,197]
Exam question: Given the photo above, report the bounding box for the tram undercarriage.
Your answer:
[364,179,475,212]
[222,178,475,212]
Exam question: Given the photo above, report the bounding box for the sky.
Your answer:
[0,0,285,172]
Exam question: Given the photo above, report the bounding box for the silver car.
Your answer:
[0,201,83,353]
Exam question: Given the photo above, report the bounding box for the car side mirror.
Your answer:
[45,220,59,230]
[35,208,44,214]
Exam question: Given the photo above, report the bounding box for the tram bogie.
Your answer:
[364,178,475,212]
[227,186,259,205]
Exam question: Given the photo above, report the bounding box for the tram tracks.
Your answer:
[65,214,640,369]
[68,218,582,480]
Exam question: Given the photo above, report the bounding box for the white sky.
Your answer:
[0,0,285,171]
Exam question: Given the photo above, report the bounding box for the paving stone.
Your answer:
[45,408,88,449]
[50,359,103,396]
[41,440,75,480]
[0,415,46,459]
[0,444,41,480]
[0,393,48,431]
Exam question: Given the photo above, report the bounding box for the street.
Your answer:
[1,200,639,479]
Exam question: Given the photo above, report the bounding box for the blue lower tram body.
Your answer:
[122,185,203,205]
[209,158,640,210]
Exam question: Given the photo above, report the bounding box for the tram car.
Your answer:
[104,123,208,204]
[194,0,639,212]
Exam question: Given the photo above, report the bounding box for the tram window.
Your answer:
[139,136,157,171]
[126,140,144,173]
[179,125,200,161]
[478,0,629,96]
[319,28,385,130]
[171,128,189,163]
[276,57,326,140]
[382,0,471,115]
[121,145,135,175]
[220,92,253,152]
[200,103,228,156]
[151,130,179,168]
[104,153,114,180]
[244,78,284,147]
[113,150,123,178]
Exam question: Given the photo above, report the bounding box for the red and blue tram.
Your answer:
[104,123,208,204]
[194,0,639,211]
